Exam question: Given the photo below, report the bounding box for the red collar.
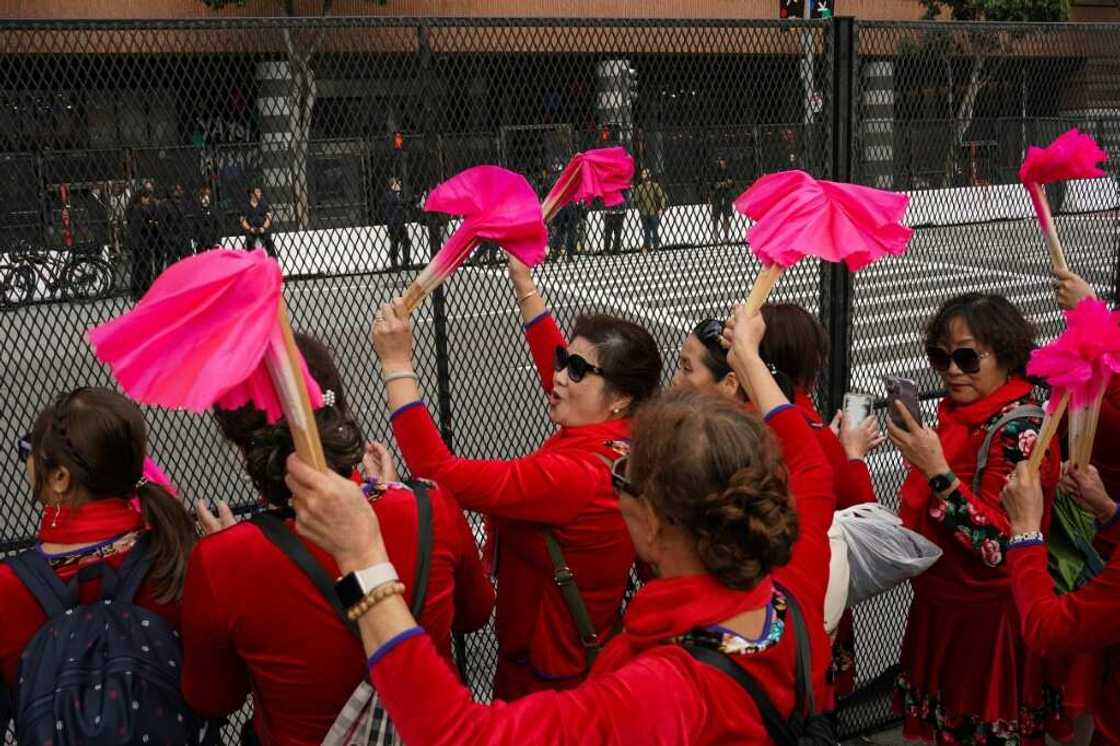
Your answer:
[793,389,823,425]
[622,573,774,650]
[549,416,630,446]
[39,497,144,544]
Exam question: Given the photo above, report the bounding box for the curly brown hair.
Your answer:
[627,389,799,590]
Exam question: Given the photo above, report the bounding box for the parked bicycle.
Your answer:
[0,240,115,309]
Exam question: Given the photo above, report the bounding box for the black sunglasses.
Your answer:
[610,455,636,497]
[554,345,606,383]
[17,432,31,462]
[926,346,991,375]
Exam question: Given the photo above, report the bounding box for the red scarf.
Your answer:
[38,497,144,544]
[595,573,773,671]
[898,377,1034,529]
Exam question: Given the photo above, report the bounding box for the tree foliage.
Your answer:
[919,0,1071,22]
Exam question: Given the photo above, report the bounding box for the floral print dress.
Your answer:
[893,379,1068,746]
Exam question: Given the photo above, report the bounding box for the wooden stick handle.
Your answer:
[1027,391,1070,472]
[401,264,437,314]
[1073,387,1106,468]
[264,300,328,472]
[1026,182,1068,272]
[542,168,579,224]
[744,264,784,316]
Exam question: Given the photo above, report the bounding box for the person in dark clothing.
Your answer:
[161,184,194,264]
[600,195,626,255]
[383,177,411,270]
[127,189,162,301]
[710,158,735,244]
[240,186,277,258]
[553,203,583,262]
[194,185,222,251]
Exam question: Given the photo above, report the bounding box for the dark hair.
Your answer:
[570,314,662,412]
[691,319,734,382]
[758,304,828,392]
[627,390,798,590]
[30,387,196,603]
[212,333,363,507]
[924,293,1036,374]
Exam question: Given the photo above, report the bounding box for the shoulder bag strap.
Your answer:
[407,480,433,621]
[4,549,76,617]
[681,643,796,746]
[973,404,1046,494]
[775,581,817,717]
[543,530,601,668]
[250,511,359,638]
[112,532,156,603]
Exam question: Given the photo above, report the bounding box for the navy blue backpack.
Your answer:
[3,533,211,745]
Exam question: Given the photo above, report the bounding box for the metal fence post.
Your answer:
[821,16,856,417]
[417,20,468,682]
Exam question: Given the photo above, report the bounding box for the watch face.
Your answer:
[335,573,365,610]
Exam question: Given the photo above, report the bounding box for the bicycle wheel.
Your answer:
[63,258,114,300]
[0,264,36,308]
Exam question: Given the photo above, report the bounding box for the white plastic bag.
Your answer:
[831,503,942,608]
[823,520,851,637]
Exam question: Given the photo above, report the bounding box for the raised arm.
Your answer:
[286,458,707,746]
[508,258,564,394]
[391,402,603,523]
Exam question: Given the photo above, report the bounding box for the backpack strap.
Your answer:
[4,549,77,617]
[407,480,433,621]
[973,404,1045,494]
[251,511,359,638]
[681,643,796,746]
[776,581,817,717]
[681,583,819,746]
[111,532,155,603]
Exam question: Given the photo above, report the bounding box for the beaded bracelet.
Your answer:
[1007,531,1045,548]
[346,581,407,622]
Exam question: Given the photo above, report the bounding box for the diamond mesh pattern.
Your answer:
[0,16,1117,743]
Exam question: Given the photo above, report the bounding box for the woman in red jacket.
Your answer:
[1003,461,1120,744]
[887,292,1065,745]
[371,262,661,700]
[0,387,196,694]
[673,304,882,695]
[285,306,837,745]
[179,334,494,745]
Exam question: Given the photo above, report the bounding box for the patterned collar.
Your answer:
[672,587,787,656]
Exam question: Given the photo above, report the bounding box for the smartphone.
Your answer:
[884,376,921,431]
[842,392,874,431]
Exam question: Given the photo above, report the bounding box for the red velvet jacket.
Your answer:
[1009,516,1120,745]
[391,312,635,699]
[794,390,876,509]
[1091,374,1120,558]
[369,405,836,745]
[179,482,493,746]
[0,499,177,688]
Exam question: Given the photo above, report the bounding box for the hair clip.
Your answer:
[322,389,336,408]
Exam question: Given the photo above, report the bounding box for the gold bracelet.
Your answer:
[346,581,406,622]
[517,289,538,303]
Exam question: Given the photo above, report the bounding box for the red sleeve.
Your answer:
[1010,544,1120,655]
[814,425,875,510]
[929,415,1059,567]
[768,407,834,605]
[180,544,252,718]
[371,632,708,746]
[841,459,877,508]
[449,504,496,633]
[392,404,604,524]
[523,312,567,395]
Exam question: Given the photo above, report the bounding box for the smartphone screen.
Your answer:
[842,392,874,430]
[884,376,921,431]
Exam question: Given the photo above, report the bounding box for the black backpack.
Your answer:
[682,583,836,746]
[3,533,211,745]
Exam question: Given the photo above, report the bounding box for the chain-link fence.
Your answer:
[0,15,1117,742]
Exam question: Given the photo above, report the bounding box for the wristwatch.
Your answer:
[928,471,957,493]
[335,562,399,610]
